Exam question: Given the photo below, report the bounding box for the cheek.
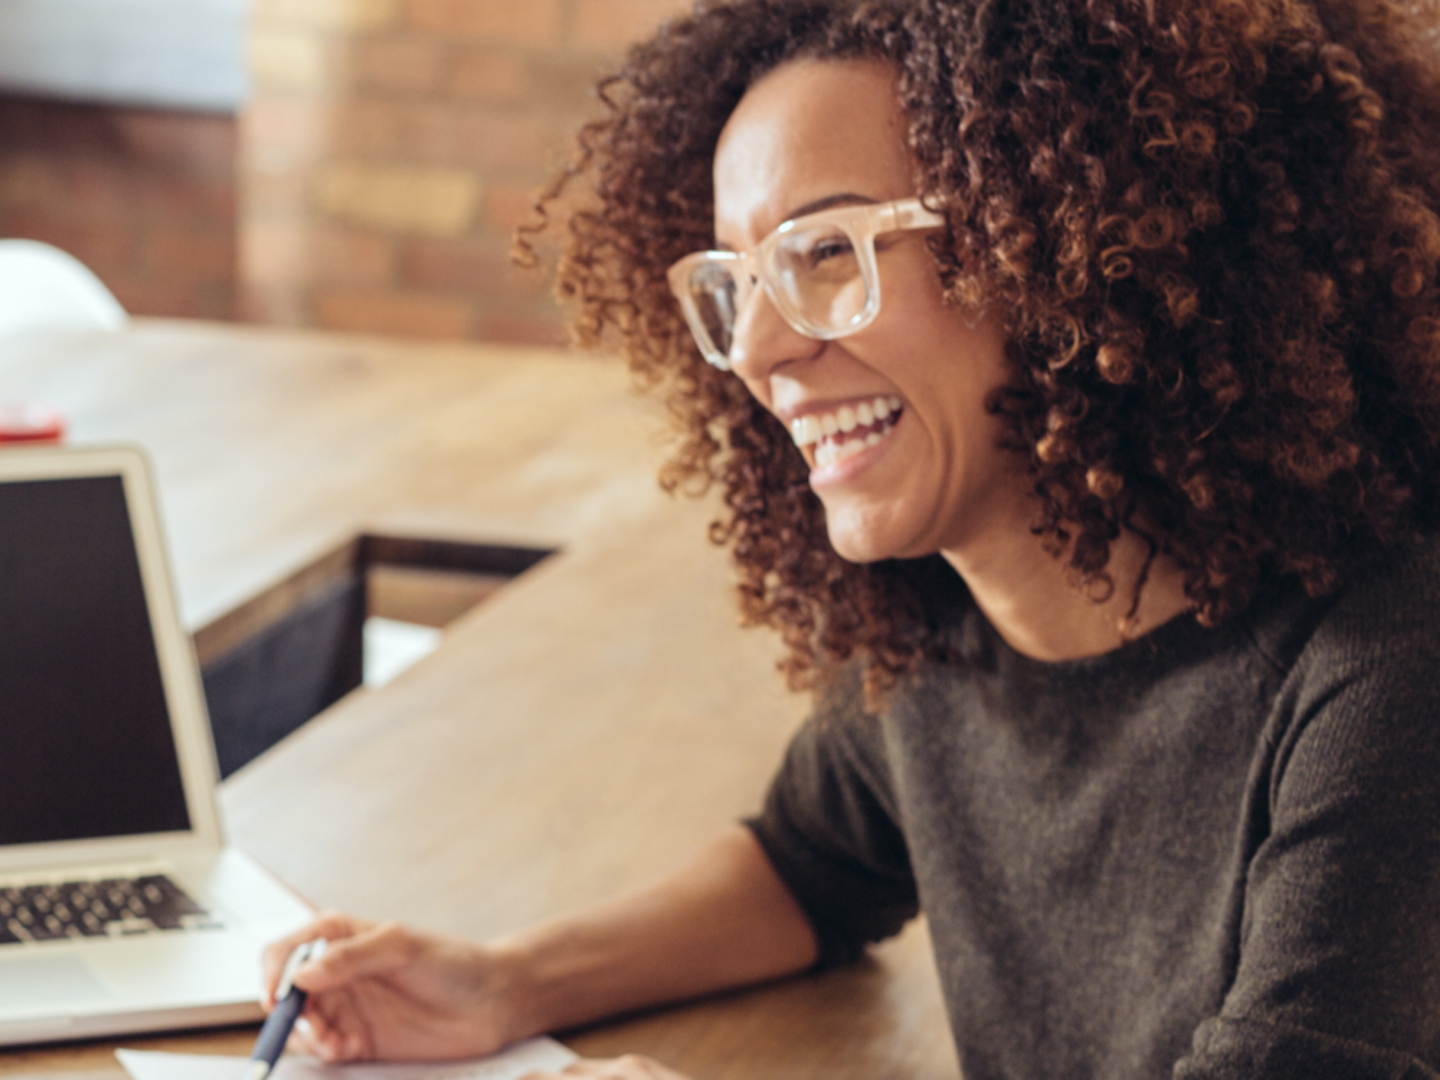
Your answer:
[738,372,774,413]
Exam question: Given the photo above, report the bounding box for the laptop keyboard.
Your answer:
[0,875,223,945]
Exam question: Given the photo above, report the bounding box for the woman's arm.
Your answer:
[262,824,819,1063]
[494,823,819,1036]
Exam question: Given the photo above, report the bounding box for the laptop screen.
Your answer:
[0,473,190,846]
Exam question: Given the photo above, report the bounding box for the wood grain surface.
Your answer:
[0,320,961,1080]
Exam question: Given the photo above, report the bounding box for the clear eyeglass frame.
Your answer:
[666,197,945,372]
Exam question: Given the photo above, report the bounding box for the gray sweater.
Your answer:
[748,536,1440,1079]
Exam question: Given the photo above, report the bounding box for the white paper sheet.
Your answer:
[116,1037,578,1080]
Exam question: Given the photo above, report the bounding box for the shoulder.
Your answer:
[1294,532,1440,676]
[1262,534,1440,794]
[1326,531,1440,627]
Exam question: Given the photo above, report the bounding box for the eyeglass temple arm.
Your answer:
[885,199,946,231]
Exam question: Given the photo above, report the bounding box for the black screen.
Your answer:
[0,474,191,845]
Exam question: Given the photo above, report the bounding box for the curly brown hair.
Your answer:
[528,0,1440,692]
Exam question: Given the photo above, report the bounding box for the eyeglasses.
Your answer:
[666,197,945,371]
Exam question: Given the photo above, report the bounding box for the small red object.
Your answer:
[0,403,66,443]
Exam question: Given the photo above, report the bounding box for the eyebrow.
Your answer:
[714,191,878,251]
[787,192,877,218]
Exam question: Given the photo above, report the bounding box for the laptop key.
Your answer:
[28,913,67,941]
[136,875,208,916]
[0,873,218,946]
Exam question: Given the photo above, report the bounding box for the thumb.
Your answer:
[292,922,419,993]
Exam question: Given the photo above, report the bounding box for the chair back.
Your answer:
[0,239,127,338]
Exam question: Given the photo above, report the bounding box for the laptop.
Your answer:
[0,444,313,1046]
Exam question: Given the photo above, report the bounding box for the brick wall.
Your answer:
[240,0,689,344]
[0,96,238,320]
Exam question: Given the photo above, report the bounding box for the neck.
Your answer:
[941,522,1193,663]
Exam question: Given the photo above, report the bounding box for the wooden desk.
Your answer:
[0,320,960,1080]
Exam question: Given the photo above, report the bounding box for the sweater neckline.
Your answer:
[969,604,1232,686]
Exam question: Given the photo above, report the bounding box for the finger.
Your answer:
[261,911,370,1006]
[286,1016,324,1057]
[558,1063,616,1076]
[306,987,371,1062]
[559,1056,684,1079]
[290,921,419,994]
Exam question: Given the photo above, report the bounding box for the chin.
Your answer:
[823,516,913,565]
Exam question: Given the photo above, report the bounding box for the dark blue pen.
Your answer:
[244,939,327,1080]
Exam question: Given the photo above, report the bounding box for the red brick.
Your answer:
[66,158,154,222]
[405,0,560,44]
[0,97,100,149]
[0,155,140,223]
[238,284,310,325]
[143,227,236,279]
[114,110,237,180]
[0,155,65,213]
[398,236,544,295]
[242,97,336,162]
[480,184,543,235]
[398,105,551,170]
[315,287,472,338]
[245,96,403,160]
[571,0,688,50]
[243,219,394,288]
[130,172,237,229]
[448,50,527,102]
[328,98,405,158]
[250,28,335,93]
[0,98,235,180]
[252,0,401,32]
[241,160,312,216]
[479,310,567,346]
[349,36,447,94]
[0,211,136,277]
[107,275,210,319]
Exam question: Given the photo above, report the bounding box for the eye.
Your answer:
[803,233,855,268]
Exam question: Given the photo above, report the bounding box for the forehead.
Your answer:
[712,58,914,246]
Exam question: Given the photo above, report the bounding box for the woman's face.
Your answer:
[713,58,1030,564]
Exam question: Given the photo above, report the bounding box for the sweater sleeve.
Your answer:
[1176,548,1440,1078]
[745,665,919,966]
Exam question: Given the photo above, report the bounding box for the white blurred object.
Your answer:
[363,616,443,688]
[0,239,127,338]
[0,0,247,111]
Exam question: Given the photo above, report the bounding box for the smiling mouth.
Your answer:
[789,396,904,469]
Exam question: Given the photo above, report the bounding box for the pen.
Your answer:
[243,938,328,1080]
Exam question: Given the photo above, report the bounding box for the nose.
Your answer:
[726,284,822,386]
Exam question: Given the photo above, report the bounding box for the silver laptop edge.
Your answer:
[0,444,312,1046]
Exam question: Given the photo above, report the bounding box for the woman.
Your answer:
[264,0,1440,1076]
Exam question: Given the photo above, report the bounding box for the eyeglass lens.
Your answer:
[771,221,869,336]
[684,219,874,361]
[684,261,740,359]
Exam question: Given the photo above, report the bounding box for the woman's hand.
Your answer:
[261,827,816,1066]
[261,911,522,1063]
[527,1056,693,1079]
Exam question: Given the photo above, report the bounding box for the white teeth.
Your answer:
[790,415,823,446]
[815,436,872,467]
[787,398,906,458]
